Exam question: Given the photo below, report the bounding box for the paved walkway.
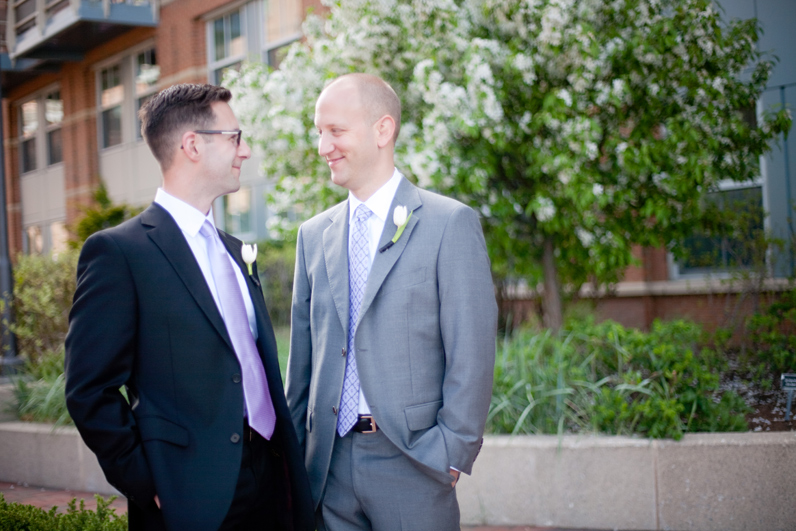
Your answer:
[0,481,600,530]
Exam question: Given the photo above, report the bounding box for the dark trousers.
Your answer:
[129,423,289,531]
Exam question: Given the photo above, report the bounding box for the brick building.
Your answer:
[0,0,322,257]
[0,0,793,333]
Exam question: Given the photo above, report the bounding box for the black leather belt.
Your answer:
[352,415,378,434]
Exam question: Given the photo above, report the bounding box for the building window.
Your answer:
[45,91,63,164]
[674,185,765,276]
[224,186,253,234]
[135,49,160,138]
[100,64,124,148]
[263,0,302,68]
[96,43,159,148]
[209,9,246,85]
[20,99,37,173]
[18,88,63,173]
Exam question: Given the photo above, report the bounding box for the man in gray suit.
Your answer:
[286,73,497,530]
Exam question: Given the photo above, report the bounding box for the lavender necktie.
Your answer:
[337,204,372,436]
[201,221,276,440]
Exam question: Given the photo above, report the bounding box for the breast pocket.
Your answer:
[381,267,427,295]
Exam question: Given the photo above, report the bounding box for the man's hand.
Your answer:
[449,468,460,488]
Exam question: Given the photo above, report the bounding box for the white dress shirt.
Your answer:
[154,188,258,339]
[347,168,403,414]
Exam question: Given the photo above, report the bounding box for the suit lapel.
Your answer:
[358,178,422,326]
[142,204,232,350]
[323,203,351,335]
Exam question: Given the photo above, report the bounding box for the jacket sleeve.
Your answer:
[436,204,498,475]
[64,231,156,506]
[285,225,312,450]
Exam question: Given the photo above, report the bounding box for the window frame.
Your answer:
[17,83,63,175]
[94,40,159,150]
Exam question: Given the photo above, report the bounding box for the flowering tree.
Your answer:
[227,0,791,329]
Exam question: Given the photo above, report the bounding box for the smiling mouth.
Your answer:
[326,157,343,166]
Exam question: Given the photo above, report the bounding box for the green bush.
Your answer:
[255,240,296,327]
[13,347,71,425]
[0,494,127,530]
[70,181,141,247]
[746,288,796,375]
[488,318,749,440]
[7,250,78,366]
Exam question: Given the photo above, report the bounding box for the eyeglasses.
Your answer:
[193,129,243,146]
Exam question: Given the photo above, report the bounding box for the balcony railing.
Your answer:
[7,0,158,61]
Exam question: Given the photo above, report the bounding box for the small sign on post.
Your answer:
[781,374,796,422]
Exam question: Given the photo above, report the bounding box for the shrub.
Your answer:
[70,181,141,247]
[255,240,296,327]
[746,288,796,376]
[488,318,750,440]
[0,494,127,530]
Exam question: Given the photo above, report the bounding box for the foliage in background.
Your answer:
[0,494,127,530]
[255,240,297,328]
[228,0,791,328]
[6,250,78,366]
[746,288,796,376]
[13,348,71,425]
[488,318,749,440]
[70,181,142,247]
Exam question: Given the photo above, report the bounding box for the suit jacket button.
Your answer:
[231,433,241,443]
[332,406,338,415]
[232,374,241,383]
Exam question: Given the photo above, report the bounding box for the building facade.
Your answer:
[0,0,793,332]
[0,0,321,256]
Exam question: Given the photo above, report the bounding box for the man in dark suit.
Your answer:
[287,73,497,530]
[65,84,314,531]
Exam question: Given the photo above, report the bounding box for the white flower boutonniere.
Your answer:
[242,243,258,275]
[379,205,413,253]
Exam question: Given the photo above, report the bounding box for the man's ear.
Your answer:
[180,131,202,161]
[375,115,396,148]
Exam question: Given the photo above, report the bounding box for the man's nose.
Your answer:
[318,134,332,157]
[238,138,252,159]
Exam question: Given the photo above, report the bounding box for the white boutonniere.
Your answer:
[379,205,413,253]
[241,243,258,275]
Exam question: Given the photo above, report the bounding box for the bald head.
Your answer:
[323,73,401,144]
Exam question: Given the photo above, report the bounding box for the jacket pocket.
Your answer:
[137,416,190,447]
[381,267,427,295]
[404,400,442,431]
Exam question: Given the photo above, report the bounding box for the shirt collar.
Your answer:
[154,188,216,237]
[348,168,403,224]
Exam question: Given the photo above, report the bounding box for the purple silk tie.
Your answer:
[201,221,276,440]
[337,204,372,436]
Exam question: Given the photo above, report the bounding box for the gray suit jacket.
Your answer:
[286,176,497,506]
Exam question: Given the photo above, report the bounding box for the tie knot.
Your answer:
[354,204,372,224]
[200,220,216,240]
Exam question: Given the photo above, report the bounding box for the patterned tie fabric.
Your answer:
[200,221,276,440]
[337,204,372,436]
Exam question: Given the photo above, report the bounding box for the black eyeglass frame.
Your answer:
[192,129,243,146]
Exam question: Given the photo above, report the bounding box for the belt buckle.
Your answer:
[361,415,377,434]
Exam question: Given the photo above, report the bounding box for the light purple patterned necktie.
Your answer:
[338,204,372,436]
[201,221,276,440]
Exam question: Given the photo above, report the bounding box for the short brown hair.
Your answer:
[139,84,232,169]
[326,74,402,143]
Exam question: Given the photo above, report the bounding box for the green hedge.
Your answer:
[0,494,127,530]
[488,318,749,440]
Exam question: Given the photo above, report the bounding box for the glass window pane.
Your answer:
[265,0,301,44]
[102,106,123,148]
[15,0,36,23]
[136,49,160,94]
[21,138,36,173]
[224,187,252,234]
[50,221,69,255]
[26,225,43,254]
[214,18,226,61]
[45,91,63,125]
[101,65,124,107]
[48,129,62,164]
[214,62,242,85]
[229,11,244,57]
[21,100,38,137]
